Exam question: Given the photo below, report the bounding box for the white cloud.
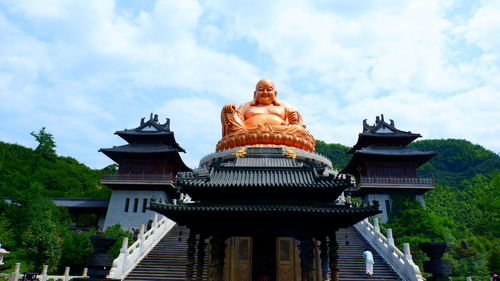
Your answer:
[154,97,222,168]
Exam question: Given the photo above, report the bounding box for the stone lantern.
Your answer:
[0,242,9,265]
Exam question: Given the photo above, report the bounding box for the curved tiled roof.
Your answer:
[178,169,349,188]
[151,202,378,215]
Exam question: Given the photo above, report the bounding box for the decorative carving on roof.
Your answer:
[348,114,423,153]
[362,114,410,135]
[135,113,170,132]
[284,147,297,158]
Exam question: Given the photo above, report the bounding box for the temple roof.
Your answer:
[341,145,437,174]
[177,148,347,201]
[179,168,345,188]
[99,144,189,171]
[99,114,190,171]
[178,166,349,201]
[114,113,185,152]
[150,201,381,235]
[349,115,421,153]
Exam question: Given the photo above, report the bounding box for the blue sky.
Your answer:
[1,0,499,169]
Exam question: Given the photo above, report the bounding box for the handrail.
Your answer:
[0,264,86,281]
[354,218,424,281]
[101,174,173,181]
[360,176,434,185]
[108,214,175,280]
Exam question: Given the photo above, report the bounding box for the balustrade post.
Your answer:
[121,237,129,275]
[40,264,48,281]
[9,263,20,281]
[373,217,380,233]
[63,266,70,281]
[387,229,395,246]
[138,224,145,254]
[82,267,88,277]
[152,214,158,232]
[403,243,413,261]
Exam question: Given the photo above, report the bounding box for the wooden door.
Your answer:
[225,237,252,281]
[277,238,298,281]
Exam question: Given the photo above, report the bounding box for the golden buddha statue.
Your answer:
[216,78,316,152]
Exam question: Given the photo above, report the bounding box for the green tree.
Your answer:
[30,127,56,160]
[20,196,64,271]
[315,140,352,170]
[59,229,96,273]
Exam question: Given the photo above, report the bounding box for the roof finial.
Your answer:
[164,118,170,130]
[153,114,159,123]
[390,119,395,127]
[363,119,369,131]
[375,116,380,124]
[381,114,384,122]
[140,117,145,126]
[150,113,153,121]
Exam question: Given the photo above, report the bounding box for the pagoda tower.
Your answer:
[100,113,190,230]
[341,115,437,222]
[150,79,380,281]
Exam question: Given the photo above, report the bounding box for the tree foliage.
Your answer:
[30,127,57,160]
[0,141,109,199]
[0,134,115,274]
[410,139,500,187]
[315,140,351,170]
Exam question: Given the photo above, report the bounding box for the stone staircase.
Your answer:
[125,225,207,281]
[336,227,401,281]
[124,225,401,281]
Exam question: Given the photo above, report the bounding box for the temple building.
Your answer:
[99,113,190,230]
[150,79,381,281]
[341,115,437,222]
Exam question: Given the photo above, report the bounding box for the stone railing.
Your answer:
[108,214,175,280]
[354,217,424,281]
[0,263,86,281]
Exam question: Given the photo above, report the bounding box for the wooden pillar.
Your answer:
[328,232,339,281]
[314,239,321,281]
[318,237,329,281]
[196,234,207,281]
[208,235,226,281]
[187,230,197,281]
[299,237,314,281]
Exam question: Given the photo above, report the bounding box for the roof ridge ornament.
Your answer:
[284,147,297,158]
[233,147,247,158]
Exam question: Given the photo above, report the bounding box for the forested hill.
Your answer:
[0,141,111,199]
[409,139,500,187]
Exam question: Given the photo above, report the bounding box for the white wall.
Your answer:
[103,190,168,231]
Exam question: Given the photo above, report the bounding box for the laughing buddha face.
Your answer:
[253,78,277,105]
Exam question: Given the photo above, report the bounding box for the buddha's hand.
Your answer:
[222,104,238,113]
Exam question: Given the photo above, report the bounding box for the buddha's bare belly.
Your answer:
[244,114,285,128]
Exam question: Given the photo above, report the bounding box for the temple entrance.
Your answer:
[252,236,276,281]
[224,237,301,281]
